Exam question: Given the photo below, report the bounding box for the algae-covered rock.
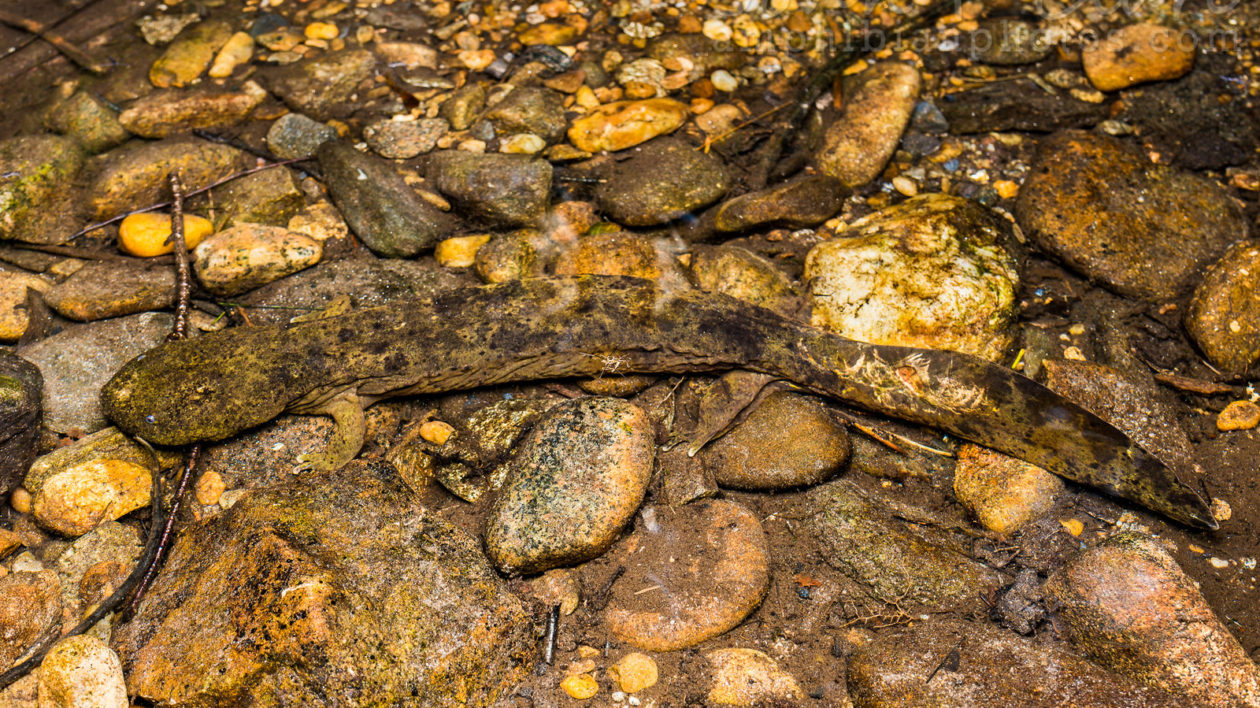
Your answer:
[112,461,536,706]
[0,135,85,244]
[149,20,233,88]
[210,164,305,227]
[88,137,251,220]
[44,91,131,154]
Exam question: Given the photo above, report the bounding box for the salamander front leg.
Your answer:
[293,391,366,473]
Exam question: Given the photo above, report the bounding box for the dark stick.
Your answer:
[165,173,191,341]
[123,445,200,618]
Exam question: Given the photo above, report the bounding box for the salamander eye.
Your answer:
[145,415,156,424]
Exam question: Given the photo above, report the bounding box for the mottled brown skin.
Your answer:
[101,276,1216,529]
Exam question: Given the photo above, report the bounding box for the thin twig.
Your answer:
[166,173,191,341]
[123,445,200,618]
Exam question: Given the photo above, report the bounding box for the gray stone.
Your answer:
[265,113,337,159]
[426,150,553,228]
[261,49,376,121]
[595,137,730,227]
[43,260,176,322]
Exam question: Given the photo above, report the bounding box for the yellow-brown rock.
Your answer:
[954,443,1064,535]
[816,62,921,187]
[567,99,689,153]
[149,20,234,88]
[706,648,804,706]
[1082,23,1195,92]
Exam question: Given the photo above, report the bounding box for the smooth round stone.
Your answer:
[701,391,849,491]
[43,90,130,154]
[1044,532,1260,706]
[425,150,553,228]
[1185,241,1260,374]
[705,648,804,706]
[1016,130,1244,302]
[118,86,264,138]
[567,98,689,153]
[595,137,731,227]
[36,635,128,708]
[686,245,798,316]
[43,261,175,322]
[1083,23,1195,91]
[484,397,655,575]
[266,113,338,159]
[605,499,770,651]
[553,231,662,279]
[816,61,921,188]
[953,443,1063,535]
[805,194,1019,362]
[193,224,322,296]
[1217,400,1260,432]
[363,117,448,159]
[210,165,304,227]
[149,20,233,88]
[88,138,249,221]
[484,86,567,144]
[707,174,847,234]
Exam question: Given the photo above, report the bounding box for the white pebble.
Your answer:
[711,69,738,92]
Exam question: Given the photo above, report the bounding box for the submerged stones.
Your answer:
[1016,130,1245,302]
[0,135,84,245]
[805,194,1019,362]
[1185,241,1260,374]
[567,98,689,153]
[1082,23,1195,92]
[425,150,553,228]
[595,137,730,227]
[816,61,921,188]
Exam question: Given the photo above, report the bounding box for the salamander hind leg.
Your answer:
[293,390,367,473]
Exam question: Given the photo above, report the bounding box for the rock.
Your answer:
[847,618,1180,707]
[43,260,175,321]
[1185,241,1260,374]
[43,90,130,154]
[706,174,847,234]
[18,312,178,434]
[553,231,662,279]
[1038,359,1196,476]
[193,223,322,296]
[430,397,560,503]
[484,87,567,144]
[964,18,1052,65]
[53,521,143,616]
[363,117,448,159]
[425,150,552,228]
[117,212,214,257]
[953,444,1063,535]
[286,201,349,246]
[939,78,1109,133]
[112,461,535,705]
[806,479,1004,610]
[149,20,233,88]
[474,231,542,283]
[23,427,167,537]
[1217,400,1260,431]
[595,137,730,226]
[209,164,304,226]
[1044,532,1260,706]
[567,98,690,153]
[208,31,254,78]
[817,62,921,187]
[372,40,438,69]
[701,391,849,490]
[0,135,84,245]
[118,85,265,138]
[484,397,654,575]
[36,635,128,708]
[0,570,61,669]
[1083,23,1195,92]
[434,234,491,268]
[238,258,464,325]
[197,414,335,493]
[706,648,804,707]
[262,49,377,120]
[646,33,745,76]
[318,140,455,257]
[439,83,488,131]
[686,245,799,316]
[0,270,53,339]
[805,194,1019,362]
[0,351,41,498]
[500,133,546,154]
[1016,131,1244,301]
[1118,71,1257,171]
[610,652,658,694]
[88,137,250,220]
[265,112,337,159]
[560,674,599,700]
[605,499,770,652]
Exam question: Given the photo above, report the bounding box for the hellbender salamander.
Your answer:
[101,275,1217,529]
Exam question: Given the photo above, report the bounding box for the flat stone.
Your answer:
[18,312,177,434]
[1217,400,1260,432]
[36,635,129,708]
[265,112,337,159]
[805,194,1019,362]
[261,49,377,120]
[1083,23,1195,92]
[847,618,1180,706]
[0,570,61,669]
[567,98,689,153]
[1015,130,1245,302]
[193,223,322,296]
[474,230,542,283]
[953,443,1063,535]
[484,87,568,144]
[705,648,804,706]
[1044,532,1260,706]
[372,40,438,70]
[112,461,535,705]
[425,150,552,228]
[0,135,84,245]
[706,174,847,234]
[595,137,730,227]
[805,479,1004,610]
[363,117,448,159]
[939,78,1108,134]
[686,245,799,316]
[209,164,304,227]
[1185,241,1260,374]
[42,260,176,322]
[149,20,233,88]
[43,90,130,154]
[605,499,770,652]
[816,62,921,187]
[0,351,41,498]
[318,140,456,257]
[701,391,849,490]
[553,231,662,279]
[88,137,250,221]
[484,397,654,575]
[118,85,265,138]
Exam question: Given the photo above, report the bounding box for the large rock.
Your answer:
[0,135,84,245]
[425,150,552,228]
[261,49,377,120]
[1185,240,1260,374]
[318,140,455,257]
[42,260,175,322]
[1015,130,1245,301]
[112,461,536,706]
[1082,23,1195,92]
[805,194,1019,362]
[816,62,921,187]
[0,351,41,498]
[88,138,250,221]
[595,137,730,227]
[118,86,265,138]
